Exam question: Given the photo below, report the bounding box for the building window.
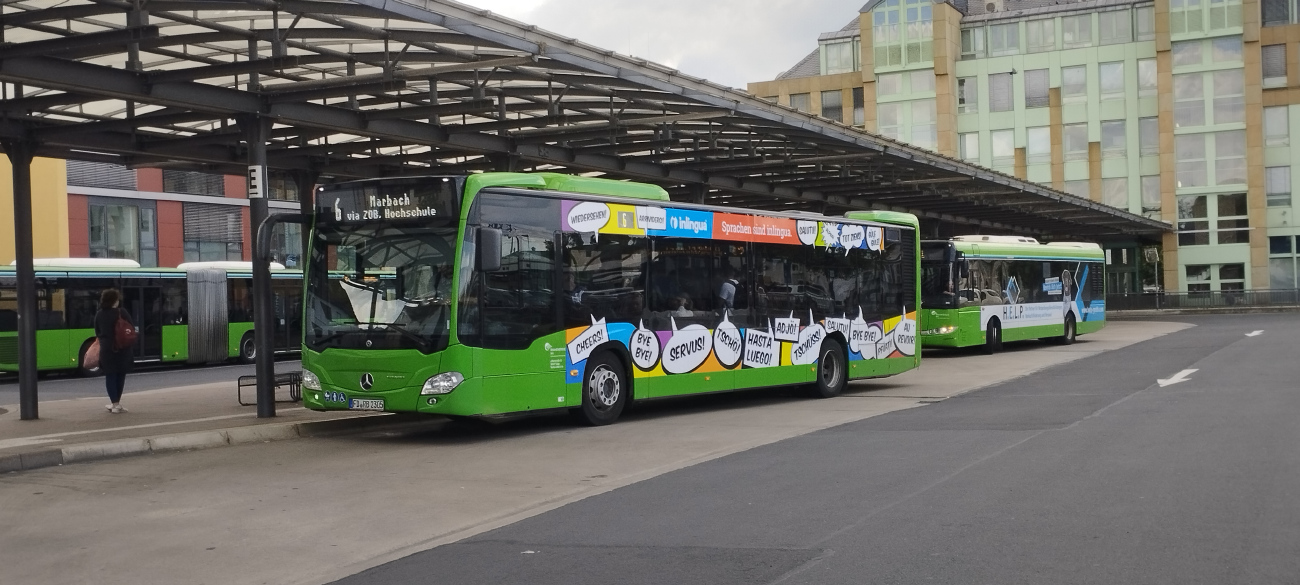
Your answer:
[910,70,936,93]
[1267,166,1292,207]
[911,99,937,150]
[874,8,903,67]
[163,170,225,197]
[267,172,300,201]
[1026,19,1055,53]
[1139,117,1160,156]
[1061,14,1093,48]
[989,72,1013,112]
[1207,0,1244,31]
[821,90,844,123]
[989,22,1020,56]
[1024,69,1049,108]
[1141,175,1162,213]
[1186,263,1246,291]
[878,102,902,140]
[1172,40,1203,67]
[89,199,157,267]
[1062,65,1087,101]
[960,27,985,60]
[1063,180,1090,199]
[1269,236,1298,289]
[789,93,811,112]
[1027,126,1050,164]
[960,132,980,162]
[1213,69,1245,124]
[957,77,978,113]
[1099,62,1125,99]
[877,73,902,96]
[1215,130,1246,185]
[1137,59,1157,97]
[1103,177,1129,209]
[1099,10,1132,45]
[1178,195,1210,245]
[1174,73,1205,128]
[1212,36,1242,63]
[904,0,933,63]
[1216,193,1250,244]
[1176,134,1207,188]
[1265,106,1289,146]
[1185,265,1212,291]
[269,211,304,268]
[1263,0,1292,26]
[1063,123,1088,161]
[991,129,1015,164]
[67,161,137,190]
[183,203,244,262]
[1101,120,1127,158]
[1135,6,1156,40]
[852,87,865,126]
[1171,0,1205,34]
[1263,44,1287,88]
[821,40,858,75]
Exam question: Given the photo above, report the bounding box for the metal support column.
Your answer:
[241,116,276,417]
[688,184,706,204]
[4,140,37,420]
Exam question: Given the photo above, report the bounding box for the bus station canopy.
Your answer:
[0,0,1170,239]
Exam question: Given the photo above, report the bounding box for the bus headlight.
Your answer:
[421,372,464,395]
[302,369,321,391]
[923,326,957,335]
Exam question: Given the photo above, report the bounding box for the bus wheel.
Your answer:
[77,340,101,378]
[239,333,256,364]
[810,338,847,399]
[1060,315,1077,345]
[575,352,627,426]
[984,320,1003,354]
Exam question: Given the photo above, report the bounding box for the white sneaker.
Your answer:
[110,405,127,414]
[105,404,114,411]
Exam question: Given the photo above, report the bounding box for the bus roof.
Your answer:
[925,237,1105,261]
[466,172,670,202]
[843,210,919,229]
[177,261,287,271]
[8,258,141,268]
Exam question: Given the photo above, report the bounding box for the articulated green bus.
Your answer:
[0,260,303,375]
[919,236,1106,352]
[300,173,921,425]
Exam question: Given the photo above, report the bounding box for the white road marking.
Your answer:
[1246,330,1264,337]
[1157,369,1198,387]
[0,407,307,451]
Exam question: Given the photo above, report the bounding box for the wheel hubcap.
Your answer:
[588,366,620,410]
[820,351,841,388]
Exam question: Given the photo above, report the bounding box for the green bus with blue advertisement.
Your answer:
[919,236,1106,352]
[300,173,922,425]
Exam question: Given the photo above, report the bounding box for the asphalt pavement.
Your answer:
[331,313,1300,585]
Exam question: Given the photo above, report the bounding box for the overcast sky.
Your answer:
[456,0,866,89]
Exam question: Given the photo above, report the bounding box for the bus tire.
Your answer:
[573,352,627,426]
[77,339,101,378]
[810,337,847,399]
[984,319,1003,354]
[1060,315,1077,345]
[238,332,256,364]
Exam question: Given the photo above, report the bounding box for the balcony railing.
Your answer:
[1106,290,1300,311]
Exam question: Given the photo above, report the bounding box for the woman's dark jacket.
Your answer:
[94,308,134,374]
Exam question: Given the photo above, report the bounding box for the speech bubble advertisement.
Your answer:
[712,312,744,368]
[635,206,667,232]
[796,220,819,246]
[895,311,917,356]
[566,201,610,236]
[839,224,865,253]
[743,322,777,368]
[566,315,608,364]
[824,316,851,339]
[774,312,801,342]
[662,317,713,374]
[865,226,883,251]
[849,307,871,356]
[820,222,841,248]
[874,326,896,360]
[790,310,827,365]
[630,320,661,370]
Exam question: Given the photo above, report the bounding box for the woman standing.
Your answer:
[95,289,134,413]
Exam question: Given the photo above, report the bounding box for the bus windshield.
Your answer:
[306,223,458,353]
[920,243,957,309]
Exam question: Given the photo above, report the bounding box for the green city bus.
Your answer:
[300,172,922,425]
[0,260,303,375]
[919,236,1106,352]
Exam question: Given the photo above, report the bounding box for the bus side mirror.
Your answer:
[477,227,502,272]
[959,261,969,279]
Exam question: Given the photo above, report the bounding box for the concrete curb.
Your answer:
[0,413,437,474]
[1110,307,1300,317]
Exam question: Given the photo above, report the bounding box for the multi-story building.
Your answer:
[749,0,1300,294]
[0,160,306,268]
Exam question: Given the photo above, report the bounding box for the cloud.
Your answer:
[456,0,865,89]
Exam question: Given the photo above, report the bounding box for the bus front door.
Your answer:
[122,285,164,361]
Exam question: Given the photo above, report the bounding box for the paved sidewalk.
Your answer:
[0,379,405,472]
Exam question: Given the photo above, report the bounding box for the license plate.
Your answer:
[349,398,385,411]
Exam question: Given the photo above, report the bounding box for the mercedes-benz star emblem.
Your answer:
[359,373,374,391]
